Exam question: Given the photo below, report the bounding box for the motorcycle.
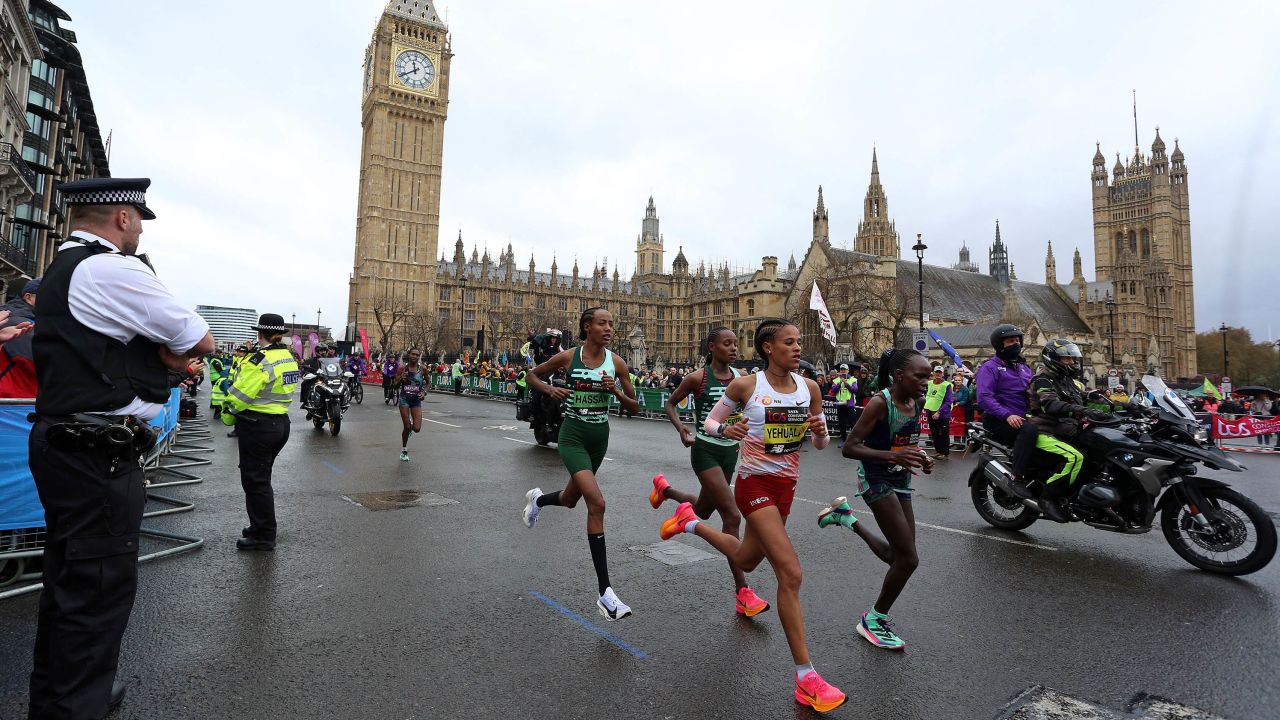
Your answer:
[517,374,566,446]
[967,374,1276,576]
[304,358,351,437]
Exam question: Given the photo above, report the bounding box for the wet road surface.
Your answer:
[1,389,1277,719]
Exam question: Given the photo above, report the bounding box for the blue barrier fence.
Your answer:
[0,389,183,532]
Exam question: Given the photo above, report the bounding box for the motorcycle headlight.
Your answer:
[1194,428,1208,444]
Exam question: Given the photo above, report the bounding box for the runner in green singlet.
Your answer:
[521,307,640,621]
[654,327,770,618]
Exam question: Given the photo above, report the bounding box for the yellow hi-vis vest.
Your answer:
[924,379,949,413]
[221,345,299,425]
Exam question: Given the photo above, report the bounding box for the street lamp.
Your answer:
[1105,294,1117,365]
[911,233,927,331]
[316,308,322,339]
[1220,323,1230,379]
[459,276,468,358]
[291,313,296,337]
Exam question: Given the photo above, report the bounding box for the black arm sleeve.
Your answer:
[1032,377,1087,418]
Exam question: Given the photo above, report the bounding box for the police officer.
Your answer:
[208,351,230,412]
[220,314,299,551]
[29,177,214,719]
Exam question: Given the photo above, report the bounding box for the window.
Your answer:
[464,289,476,304]
[513,294,524,307]
[490,291,500,305]
[657,306,665,320]
[731,299,739,313]
[439,308,449,322]
[464,310,475,329]
[557,297,567,311]
[746,299,755,316]
[536,296,546,309]
[439,287,451,301]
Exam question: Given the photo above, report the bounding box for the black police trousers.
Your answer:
[237,412,290,542]
[28,420,144,720]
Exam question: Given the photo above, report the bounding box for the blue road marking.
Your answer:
[321,460,345,476]
[528,591,648,659]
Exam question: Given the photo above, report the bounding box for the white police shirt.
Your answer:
[61,230,210,420]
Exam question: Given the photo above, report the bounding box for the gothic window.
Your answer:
[873,200,880,218]
[731,299,740,314]
[557,297,568,311]
[439,287,451,301]
[464,310,475,330]
[657,306,666,320]
[439,308,449,322]
[490,291,500,305]
[536,296,546,309]
[465,290,476,304]
[747,299,756,316]
[1128,230,1137,253]
[1140,228,1151,258]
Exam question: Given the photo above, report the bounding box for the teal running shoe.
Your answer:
[817,496,857,529]
[858,611,906,650]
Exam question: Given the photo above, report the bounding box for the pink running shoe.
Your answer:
[660,502,697,540]
[794,671,846,713]
[649,474,671,509]
[734,587,771,618]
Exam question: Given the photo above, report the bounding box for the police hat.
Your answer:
[251,313,288,333]
[57,177,156,220]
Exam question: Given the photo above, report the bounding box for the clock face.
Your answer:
[395,50,435,90]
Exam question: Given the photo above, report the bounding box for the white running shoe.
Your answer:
[597,587,632,621]
[523,488,542,528]
[400,450,409,462]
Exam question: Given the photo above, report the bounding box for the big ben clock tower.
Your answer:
[348,0,452,346]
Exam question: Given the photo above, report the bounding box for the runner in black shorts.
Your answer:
[654,327,770,617]
[521,307,640,620]
[394,348,426,462]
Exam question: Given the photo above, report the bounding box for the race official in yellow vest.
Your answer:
[923,365,954,460]
[220,314,298,551]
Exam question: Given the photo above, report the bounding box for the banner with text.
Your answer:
[1211,414,1280,439]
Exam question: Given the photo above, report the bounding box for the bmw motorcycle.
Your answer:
[304,358,351,437]
[517,372,567,446]
[968,375,1276,576]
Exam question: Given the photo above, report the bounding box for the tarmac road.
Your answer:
[1,388,1277,719]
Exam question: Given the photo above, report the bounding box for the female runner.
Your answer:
[820,348,932,650]
[522,307,640,620]
[652,327,770,617]
[660,319,846,713]
[394,348,426,461]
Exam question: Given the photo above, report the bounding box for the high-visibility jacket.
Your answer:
[515,370,527,388]
[209,357,229,405]
[923,379,951,413]
[221,345,299,425]
[831,376,856,405]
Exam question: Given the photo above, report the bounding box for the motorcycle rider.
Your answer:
[299,343,334,411]
[975,324,1034,448]
[382,352,401,402]
[1019,338,1113,523]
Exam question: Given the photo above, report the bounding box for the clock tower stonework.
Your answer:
[348,0,452,344]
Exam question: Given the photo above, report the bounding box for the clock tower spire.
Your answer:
[348,1,453,348]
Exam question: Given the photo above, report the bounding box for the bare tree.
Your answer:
[371,296,415,352]
[812,255,931,358]
[400,312,450,356]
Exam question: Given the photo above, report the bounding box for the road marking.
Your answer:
[483,425,518,430]
[422,418,460,428]
[321,461,345,476]
[788,493,1058,551]
[528,591,647,659]
[502,436,610,460]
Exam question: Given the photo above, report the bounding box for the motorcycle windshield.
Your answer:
[320,360,344,378]
[1143,374,1197,423]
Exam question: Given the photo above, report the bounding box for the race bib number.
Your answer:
[282,371,301,385]
[763,407,808,454]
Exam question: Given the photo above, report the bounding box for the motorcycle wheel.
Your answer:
[330,416,342,436]
[313,418,324,430]
[969,466,1038,531]
[533,420,553,446]
[1160,485,1277,576]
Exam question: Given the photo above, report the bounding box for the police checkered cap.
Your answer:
[57,177,156,220]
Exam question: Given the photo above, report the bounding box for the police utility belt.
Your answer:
[31,412,159,461]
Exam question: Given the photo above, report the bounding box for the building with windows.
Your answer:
[0,0,40,292]
[195,305,257,348]
[2,0,109,297]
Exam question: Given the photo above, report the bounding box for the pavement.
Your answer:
[1,388,1277,720]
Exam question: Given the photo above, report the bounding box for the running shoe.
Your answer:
[817,496,857,530]
[734,586,771,618]
[400,450,409,462]
[597,587,632,621]
[660,502,698,540]
[794,671,846,713]
[858,611,906,650]
[649,474,671,509]
[523,488,543,528]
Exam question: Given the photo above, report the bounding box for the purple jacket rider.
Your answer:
[975,356,1033,421]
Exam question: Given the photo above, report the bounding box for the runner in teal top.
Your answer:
[655,327,771,617]
[520,307,640,621]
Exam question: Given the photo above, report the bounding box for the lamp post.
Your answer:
[1105,294,1117,365]
[911,233,927,330]
[459,277,468,358]
[291,313,296,337]
[1220,323,1230,379]
[316,308,322,340]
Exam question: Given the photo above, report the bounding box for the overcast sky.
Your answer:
[66,1,1279,342]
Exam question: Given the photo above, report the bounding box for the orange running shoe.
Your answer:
[794,671,847,713]
[734,586,771,618]
[649,474,671,509]
[660,502,697,540]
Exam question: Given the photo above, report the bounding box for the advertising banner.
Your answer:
[1211,414,1280,439]
[358,328,371,362]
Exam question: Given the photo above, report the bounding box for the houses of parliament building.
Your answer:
[347,1,1199,379]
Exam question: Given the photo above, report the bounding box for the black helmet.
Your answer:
[990,324,1023,351]
[797,359,817,378]
[1041,338,1083,379]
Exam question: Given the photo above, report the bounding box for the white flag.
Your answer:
[808,281,838,347]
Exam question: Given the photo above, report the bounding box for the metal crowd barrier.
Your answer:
[0,391,209,600]
[411,372,697,421]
